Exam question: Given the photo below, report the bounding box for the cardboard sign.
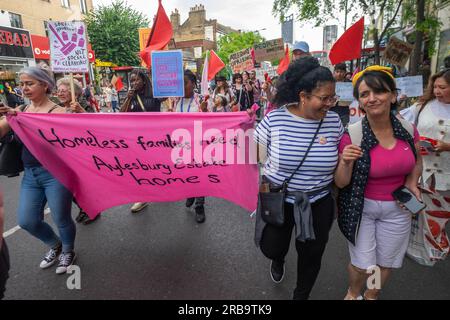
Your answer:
[395,76,424,98]
[336,82,354,102]
[229,48,254,74]
[254,38,285,63]
[151,50,184,98]
[349,100,364,124]
[382,37,414,67]
[48,21,89,73]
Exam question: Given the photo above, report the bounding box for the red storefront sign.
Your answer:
[31,34,50,60]
[88,44,95,63]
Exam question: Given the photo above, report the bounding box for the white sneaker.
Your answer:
[56,251,76,275]
[130,202,149,213]
[39,245,62,269]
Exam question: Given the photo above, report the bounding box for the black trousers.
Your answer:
[260,193,335,300]
[0,239,10,300]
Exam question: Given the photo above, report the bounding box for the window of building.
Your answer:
[61,0,70,8]
[9,13,23,29]
[80,0,88,14]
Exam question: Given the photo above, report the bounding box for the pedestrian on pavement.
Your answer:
[122,69,162,213]
[110,84,119,112]
[56,77,102,225]
[231,73,251,111]
[169,69,208,223]
[254,56,343,300]
[0,66,77,275]
[212,75,234,110]
[292,41,310,61]
[0,190,9,299]
[335,66,422,300]
[330,63,351,128]
[400,68,450,265]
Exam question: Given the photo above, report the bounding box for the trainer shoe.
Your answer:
[56,251,76,275]
[82,213,101,225]
[130,202,149,213]
[195,205,206,223]
[185,198,195,208]
[270,260,285,283]
[39,244,62,269]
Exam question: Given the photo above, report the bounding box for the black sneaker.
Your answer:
[39,244,62,269]
[270,260,285,283]
[195,205,206,223]
[56,251,76,275]
[185,198,195,208]
[82,213,101,225]
[75,210,88,223]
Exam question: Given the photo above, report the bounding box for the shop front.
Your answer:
[0,25,35,85]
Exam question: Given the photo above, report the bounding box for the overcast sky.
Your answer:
[93,0,335,51]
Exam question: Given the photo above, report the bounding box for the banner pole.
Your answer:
[70,73,76,103]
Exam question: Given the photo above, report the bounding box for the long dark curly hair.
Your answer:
[273,56,335,106]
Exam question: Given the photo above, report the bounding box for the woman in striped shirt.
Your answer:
[254,56,343,300]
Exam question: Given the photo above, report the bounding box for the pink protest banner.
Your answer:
[7,113,258,217]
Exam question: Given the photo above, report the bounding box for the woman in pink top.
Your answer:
[334,66,422,300]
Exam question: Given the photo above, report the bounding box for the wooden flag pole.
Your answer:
[70,73,76,103]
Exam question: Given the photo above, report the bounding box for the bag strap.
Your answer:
[48,105,59,113]
[285,119,324,186]
[348,118,414,146]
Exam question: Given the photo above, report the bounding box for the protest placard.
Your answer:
[151,50,184,98]
[382,37,414,67]
[336,82,354,102]
[7,113,259,216]
[254,38,285,63]
[229,48,254,73]
[395,76,424,98]
[48,21,89,73]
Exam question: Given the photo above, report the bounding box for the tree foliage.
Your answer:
[84,0,149,66]
[216,31,265,66]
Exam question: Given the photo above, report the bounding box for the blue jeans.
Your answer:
[18,167,75,252]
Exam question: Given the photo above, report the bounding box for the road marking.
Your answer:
[3,208,51,238]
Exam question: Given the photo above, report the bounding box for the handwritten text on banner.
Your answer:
[8,113,259,217]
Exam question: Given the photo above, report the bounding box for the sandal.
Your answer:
[344,289,363,300]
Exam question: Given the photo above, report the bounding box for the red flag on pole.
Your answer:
[139,0,173,68]
[277,44,290,75]
[328,17,365,65]
[208,50,225,81]
[115,76,124,91]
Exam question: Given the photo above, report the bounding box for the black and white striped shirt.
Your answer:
[254,106,344,203]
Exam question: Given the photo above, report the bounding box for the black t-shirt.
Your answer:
[129,94,161,112]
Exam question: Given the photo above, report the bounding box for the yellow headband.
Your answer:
[352,65,395,87]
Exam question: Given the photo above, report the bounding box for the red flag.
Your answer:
[208,50,225,81]
[139,0,173,67]
[115,76,124,91]
[277,44,290,75]
[329,17,364,65]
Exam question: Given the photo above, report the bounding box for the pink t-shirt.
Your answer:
[338,127,419,201]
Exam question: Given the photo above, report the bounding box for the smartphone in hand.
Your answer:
[419,140,435,152]
[392,186,426,214]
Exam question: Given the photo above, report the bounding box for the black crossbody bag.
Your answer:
[258,119,323,227]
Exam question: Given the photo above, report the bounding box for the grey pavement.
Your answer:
[1,174,450,300]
